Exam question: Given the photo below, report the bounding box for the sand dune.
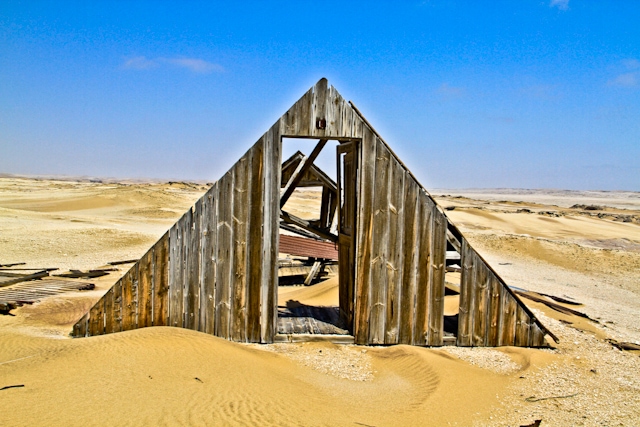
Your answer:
[1,177,639,426]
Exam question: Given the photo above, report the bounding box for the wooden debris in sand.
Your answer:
[55,269,116,279]
[0,270,51,287]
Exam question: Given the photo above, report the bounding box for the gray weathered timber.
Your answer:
[262,125,281,343]
[185,201,200,331]
[201,186,217,334]
[137,249,153,329]
[412,191,433,346]
[72,78,553,348]
[121,267,137,331]
[152,233,169,327]
[214,171,234,339]
[428,205,447,346]
[353,127,376,344]
[368,140,390,345]
[246,141,264,342]
[457,239,474,346]
[88,297,104,336]
[231,156,249,342]
[398,175,419,344]
[384,157,405,344]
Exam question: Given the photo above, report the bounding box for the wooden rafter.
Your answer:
[280,139,328,208]
[280,210,338,243]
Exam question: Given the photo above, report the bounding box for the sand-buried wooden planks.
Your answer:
[71,78,553,348]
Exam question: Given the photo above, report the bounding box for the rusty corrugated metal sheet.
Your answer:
[279,234,338,260]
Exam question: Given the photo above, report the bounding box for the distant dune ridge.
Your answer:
[1,177,639,426]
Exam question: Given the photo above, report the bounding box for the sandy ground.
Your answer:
[1,177,639,426]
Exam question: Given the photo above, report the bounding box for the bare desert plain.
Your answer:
[1,176,639,426]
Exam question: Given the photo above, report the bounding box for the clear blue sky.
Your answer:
[1,1,639,190]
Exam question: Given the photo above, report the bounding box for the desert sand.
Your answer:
[1,176,639,426]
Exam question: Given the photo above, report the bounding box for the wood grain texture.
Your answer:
[103,287,115,334]
[500,293,517,346]
[152,232,169,327]
[353,126,376,344]
[231,155,249,342]
[88,297,104,336]
[428,206,447,346]
[70,78,552,348]
[471,256,489,347]
[384,156,405,344]
[412,191,433,346]
[137,248,153,329]
[487,272,502,346]
[246,141,264,342]
[457,239,474,346]
[72,312,88,337]
[168,220,182,327]
[368,139,390,345]
[201,185,218,334]
[215,171,234,340]
[398,174,419,344]
[185,204,200,331]
[123,265,139,331]
[515,305,531,347]
[263,126,281,343]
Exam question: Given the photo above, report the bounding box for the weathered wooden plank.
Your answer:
[487,272,502,346]
[152,232,169,327]
[72,312,89,337]
[215,171,234,340]
[368,140,391,345]
[103,287,115,334]
[110,279,123,333]
[383,154,405,344]
[457,239,474,346]
[279,210,338,242]
[202,185,218,334]
[515,305,531,347]
[471,258,489,346]
[530,324,545,347]
[412,191,433,346]
[231,155,249,342]
[184,204,200,331]
[311,78,328,139]
[88,298,104,336]
[301,88,313,136]
[354,127,376,344]
[500,292,517,346]
[180,209,191,329]
[245,142,264,342]
[137,248,153,329]
[287,87,312,136]
[261,126,280,343]
[121,265,138,331]
[337,141,357,331]
[168,221,182,327]
[428,206,447,346]
[398,174,419,344]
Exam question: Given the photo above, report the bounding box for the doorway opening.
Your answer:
[443,223,464,343]
[276,137,359,340]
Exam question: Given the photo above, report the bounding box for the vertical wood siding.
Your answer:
[72,78,550,348]
[72,127,280,343]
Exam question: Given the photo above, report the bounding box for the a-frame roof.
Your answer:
[73,78,555,348]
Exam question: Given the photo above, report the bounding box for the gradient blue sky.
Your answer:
[1,1,639,190]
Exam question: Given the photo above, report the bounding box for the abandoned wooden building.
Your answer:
[72,78,557,347]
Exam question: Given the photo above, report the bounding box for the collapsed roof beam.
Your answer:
[280,139,328,208]
[280,210,338,243]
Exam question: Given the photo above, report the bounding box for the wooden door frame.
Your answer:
[336,139,360,333]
